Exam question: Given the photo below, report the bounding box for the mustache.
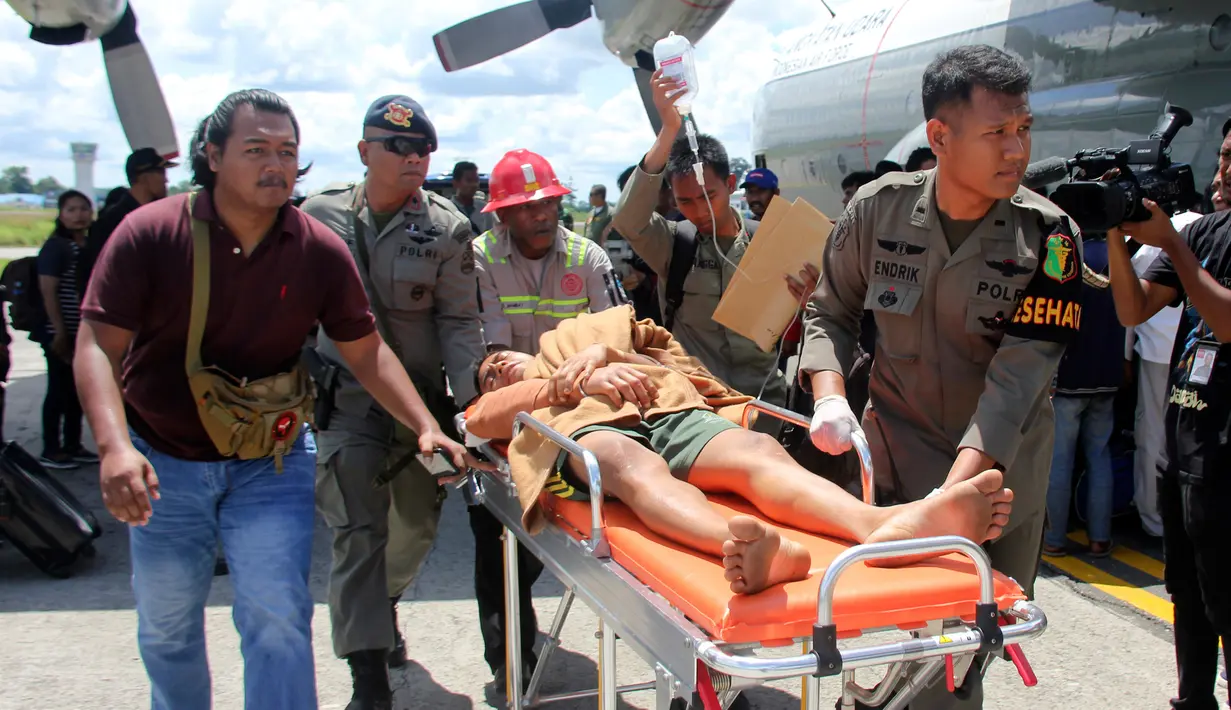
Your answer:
[258,176,289,188]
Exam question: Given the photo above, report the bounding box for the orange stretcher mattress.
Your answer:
[473,436,1025,647]
[544,494,1025,646]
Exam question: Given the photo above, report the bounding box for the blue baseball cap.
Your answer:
[740,168,778,190]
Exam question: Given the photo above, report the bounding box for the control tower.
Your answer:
[70,142,98,206]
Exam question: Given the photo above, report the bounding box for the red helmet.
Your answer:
[482,149,572,213]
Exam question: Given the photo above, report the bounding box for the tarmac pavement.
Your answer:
[0,332,1193,709]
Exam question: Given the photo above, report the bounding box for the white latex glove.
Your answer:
[809,395,863,455]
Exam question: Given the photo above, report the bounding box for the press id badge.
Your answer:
[1187,343,1219,386]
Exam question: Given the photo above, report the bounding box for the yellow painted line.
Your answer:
[1044,553,1174,624]
[1067,531,1167,580]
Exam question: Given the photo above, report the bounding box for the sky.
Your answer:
[0,0,843,200]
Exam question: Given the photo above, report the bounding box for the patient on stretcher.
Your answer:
[466,306,1014,596]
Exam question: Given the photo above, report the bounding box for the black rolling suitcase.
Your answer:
[0,441,102,578]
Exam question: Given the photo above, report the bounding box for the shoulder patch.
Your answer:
[1006,219,1083,344]
[830,201,856,251]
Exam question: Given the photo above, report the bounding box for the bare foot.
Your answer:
[862,470,1014,568]
[721,515,812,594]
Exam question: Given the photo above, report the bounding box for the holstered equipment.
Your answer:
[349,189,459,486]
[184,193,315,472]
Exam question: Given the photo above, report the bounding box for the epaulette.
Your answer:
[851,169,929,206]
[307,181,358,200]
[1008,186,1071,225]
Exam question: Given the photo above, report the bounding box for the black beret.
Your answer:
[364,95,437,150]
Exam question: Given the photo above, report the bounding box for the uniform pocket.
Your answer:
[968,247,1037,359]
[682,266,721,295]
[315,444,388,530]
[390,256,437,310]
[864,279,923,360]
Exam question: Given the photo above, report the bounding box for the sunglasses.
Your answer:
[367,135,434,158]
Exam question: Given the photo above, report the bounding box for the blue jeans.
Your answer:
[128,428,319,710]
[1045,394,1116,548]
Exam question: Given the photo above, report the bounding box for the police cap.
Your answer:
[364,95,438,151]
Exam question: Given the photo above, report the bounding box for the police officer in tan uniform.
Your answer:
[302,95,485,710]
[801,46,1083,708]
[611,72,817,408]
[469,148,628,701]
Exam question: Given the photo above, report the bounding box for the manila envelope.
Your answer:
[712,197,833,352]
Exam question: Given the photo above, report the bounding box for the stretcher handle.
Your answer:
[816,535,996,627]
[694,600,1046,683]
[740,399,875,506]
[512,411,608,556]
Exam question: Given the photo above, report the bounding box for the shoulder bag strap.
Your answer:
[664,221,699,332]
[349,187,404,361]
[185,192,211,377]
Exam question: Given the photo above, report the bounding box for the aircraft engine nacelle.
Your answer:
[883,122,930,170]
[7,0,126,42]
[595,0,735,70]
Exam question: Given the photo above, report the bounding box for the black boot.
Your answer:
[345,650,392,710]
[387,597,408,668]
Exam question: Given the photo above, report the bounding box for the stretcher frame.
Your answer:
[455,400,1047,710]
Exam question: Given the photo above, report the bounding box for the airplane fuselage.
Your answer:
[752,0,1231,217]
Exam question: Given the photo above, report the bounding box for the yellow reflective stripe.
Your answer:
[498,296,588,306]
[577,238,587,266]
[504,308,535,315]
[482,231,506,264]
[565,235,576,268]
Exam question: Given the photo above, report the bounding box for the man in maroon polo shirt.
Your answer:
[74,88,481,710]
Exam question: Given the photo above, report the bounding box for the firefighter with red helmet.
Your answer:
[469,148,628,701]
[473,149,629,354]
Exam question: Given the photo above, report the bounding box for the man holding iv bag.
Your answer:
[611,62,819,409]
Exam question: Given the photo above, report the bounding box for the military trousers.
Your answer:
[861,409,1049,710]
[469,503,543,674]
[315,407,446,659]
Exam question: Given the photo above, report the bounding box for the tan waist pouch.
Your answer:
[185,193,315,471]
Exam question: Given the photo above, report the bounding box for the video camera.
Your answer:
[1049,106,1202,232]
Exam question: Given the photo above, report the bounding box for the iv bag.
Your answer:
[653,32,700,114]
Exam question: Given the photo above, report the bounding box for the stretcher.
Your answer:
[454,400,1047,709]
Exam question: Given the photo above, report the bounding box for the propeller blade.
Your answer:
[100,5,178,158]
[632,66,662,135]
[433,0,592,72]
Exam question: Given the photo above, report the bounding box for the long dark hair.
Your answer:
[52,189,92,239]
[189,88,312,191]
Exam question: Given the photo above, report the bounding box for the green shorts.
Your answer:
[546,409,740,502]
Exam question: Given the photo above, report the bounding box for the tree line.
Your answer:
[0,166,65,195]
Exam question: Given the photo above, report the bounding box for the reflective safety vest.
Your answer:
[473,225,626,355]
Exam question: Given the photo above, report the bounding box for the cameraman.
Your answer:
[1105,119,1231,709]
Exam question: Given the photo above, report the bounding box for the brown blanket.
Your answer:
[506,304,753,533]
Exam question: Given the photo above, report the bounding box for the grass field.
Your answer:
[0,208,55,247]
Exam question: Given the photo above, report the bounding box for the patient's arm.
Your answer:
[549,344,661,403]
[468,380,553,440]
